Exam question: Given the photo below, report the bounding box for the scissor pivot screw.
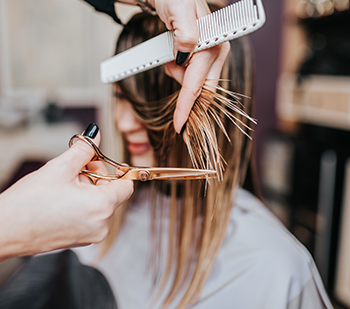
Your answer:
[138,170,149,182]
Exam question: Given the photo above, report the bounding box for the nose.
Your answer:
[114,100,144,133]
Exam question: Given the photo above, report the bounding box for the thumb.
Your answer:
[59,123,101,176]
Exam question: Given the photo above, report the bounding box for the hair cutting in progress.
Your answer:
[102,11,257,309]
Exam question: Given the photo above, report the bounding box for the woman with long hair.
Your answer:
[75,10,332,309]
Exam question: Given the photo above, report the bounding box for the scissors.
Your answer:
[69,134,217,182]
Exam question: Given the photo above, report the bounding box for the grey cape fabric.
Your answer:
[75,187,333,309]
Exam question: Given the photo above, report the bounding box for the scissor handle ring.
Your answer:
[69,134,130,174]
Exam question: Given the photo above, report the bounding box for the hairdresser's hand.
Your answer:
[0,123,133,263]
[151,0,230,133]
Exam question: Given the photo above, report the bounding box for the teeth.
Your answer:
[198,0,259,43]
[101,0,265,83]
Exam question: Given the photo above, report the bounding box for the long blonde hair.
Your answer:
[103,11,256,309]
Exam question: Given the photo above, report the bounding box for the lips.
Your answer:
[127,142,151,155]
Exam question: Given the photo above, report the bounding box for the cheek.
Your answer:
[113,103,123,131]
[114,100,144,132]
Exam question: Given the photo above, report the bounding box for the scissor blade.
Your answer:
[120,168,217,181]
[80,169,123,180]
[147,168,217,180]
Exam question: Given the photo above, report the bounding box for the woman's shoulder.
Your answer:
[197,188,333,308]
[230,187,328,280]
[226,188,315,266]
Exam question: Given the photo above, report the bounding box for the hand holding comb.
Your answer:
[100,0,266,83]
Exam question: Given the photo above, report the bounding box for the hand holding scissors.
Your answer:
[69,134,217,182]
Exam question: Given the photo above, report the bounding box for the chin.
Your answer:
[131,150,155,167]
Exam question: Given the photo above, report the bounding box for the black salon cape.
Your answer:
[0,250,117,309]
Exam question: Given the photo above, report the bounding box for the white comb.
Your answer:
[100,0,266,83]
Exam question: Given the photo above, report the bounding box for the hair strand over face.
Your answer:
[103,10,257,309]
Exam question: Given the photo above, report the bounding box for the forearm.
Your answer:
[116,0,155,7]
[0,195,32,263]
[0,188,54,263]
[0,234,30,264]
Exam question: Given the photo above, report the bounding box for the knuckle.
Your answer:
[182,84,202,100]
[93,226,110,243]
[102,194,120,217]
[105,202,116,218]
[96,198,115,219]
[177,31,198,50]
[125,180,134,197]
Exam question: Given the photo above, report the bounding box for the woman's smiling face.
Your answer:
[114,86,155,167]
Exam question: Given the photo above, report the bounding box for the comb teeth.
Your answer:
[100,0,265,83]
[196,0,263,51]
[198,0,258,42]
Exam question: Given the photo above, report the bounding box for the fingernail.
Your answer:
[83,123,99,138]
[179,123,187,135]
[175,51,190,66]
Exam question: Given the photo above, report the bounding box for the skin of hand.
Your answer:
[0,131,133,263]
[149,0,231,133]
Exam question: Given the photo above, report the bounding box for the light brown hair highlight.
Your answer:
[102,11,256,309]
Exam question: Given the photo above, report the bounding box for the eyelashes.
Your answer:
[113,91,127,100]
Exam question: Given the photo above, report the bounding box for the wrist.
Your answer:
[146,0,155,9]
[134,0,156,14]
[115,0,135,4]
[117,0,156,14]
[0,196,27,262]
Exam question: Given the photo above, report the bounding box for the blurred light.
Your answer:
[295,0,349,18]
[334,0,350,10]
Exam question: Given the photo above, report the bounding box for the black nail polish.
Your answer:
[176,51,190,66]
[179,123,187,135]
[83,123,99,138]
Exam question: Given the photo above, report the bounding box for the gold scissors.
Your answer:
[69,134,217,182]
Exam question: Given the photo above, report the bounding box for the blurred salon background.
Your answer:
[0,0,349,307]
